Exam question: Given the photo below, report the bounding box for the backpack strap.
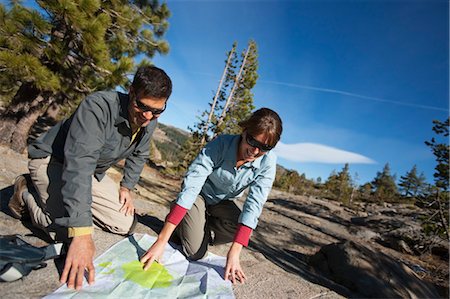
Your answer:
[43,243,63,260]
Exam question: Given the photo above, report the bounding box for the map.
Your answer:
[45,234,234,298]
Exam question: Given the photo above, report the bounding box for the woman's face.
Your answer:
[238,131,274,163]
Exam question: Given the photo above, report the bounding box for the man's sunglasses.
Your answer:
[134,98,167,115]
[245,134,274,152]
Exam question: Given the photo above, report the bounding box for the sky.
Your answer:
[149,0,449,185]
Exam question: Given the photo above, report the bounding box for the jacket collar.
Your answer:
[115,92,131,127]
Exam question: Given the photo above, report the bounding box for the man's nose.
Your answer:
[142,111,154,120]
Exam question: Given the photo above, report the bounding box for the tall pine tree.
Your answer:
[0,0,170,152]
[423,117,449,239]
[214,40,257,136]
[180,40,258,170]
[425,118,449,191]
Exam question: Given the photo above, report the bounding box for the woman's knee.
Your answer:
[181,239,208,261]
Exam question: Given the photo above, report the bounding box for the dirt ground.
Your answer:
[0,145,447,298]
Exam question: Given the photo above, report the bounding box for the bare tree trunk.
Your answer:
[215,44,251,135]
[200,45,235,146]
[0,117,17,145]
[11,106,42,153]
[0,83,49,153]
[436,190,449,240]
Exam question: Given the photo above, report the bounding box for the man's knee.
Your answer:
[95,213,137,235]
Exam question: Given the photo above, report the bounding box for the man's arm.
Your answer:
[57,94,110,289]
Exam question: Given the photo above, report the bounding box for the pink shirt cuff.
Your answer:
[233,224,253,247]
[165,204,187,225]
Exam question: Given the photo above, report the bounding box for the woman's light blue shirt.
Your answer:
[175,135,277,229]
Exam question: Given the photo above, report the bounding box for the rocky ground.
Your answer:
[0,145,448,298]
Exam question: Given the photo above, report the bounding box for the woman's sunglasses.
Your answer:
[134,97,167,115]
[245,134,274,152]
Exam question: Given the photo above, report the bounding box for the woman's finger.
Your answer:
[229,270,236,284]
[236,270,246,284]
[143,256,155,271]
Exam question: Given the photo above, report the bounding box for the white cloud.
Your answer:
[274,142,376,164]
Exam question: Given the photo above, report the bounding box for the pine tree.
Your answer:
[358,182,373,202]
[273,168,314,195]
[214,40,257,136]
[423,117,449,239]
[398,165,427,197]
[180,41,258,170]
[0,0,170,152]
[324,164,353,204]
[425,118,449,191]
[371,163,398,202]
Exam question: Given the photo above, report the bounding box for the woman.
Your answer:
[141,108,282,284]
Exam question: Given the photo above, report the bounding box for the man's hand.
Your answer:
[140,239,167,270]
[225,242,246,284]
[60,234,96,290]
[119,186,134,216]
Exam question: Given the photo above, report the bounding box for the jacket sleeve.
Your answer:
[121,120,156,190]
[238,154,277,229]
[175,137,223,209]
[56,95,109,228]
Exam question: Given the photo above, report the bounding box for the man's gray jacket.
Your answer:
[28,91,156,227]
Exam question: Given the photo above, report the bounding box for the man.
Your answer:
[8,65,172,290]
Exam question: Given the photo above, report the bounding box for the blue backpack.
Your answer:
[0,235,63,282]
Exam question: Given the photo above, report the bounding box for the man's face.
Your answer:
[128,90,167,128]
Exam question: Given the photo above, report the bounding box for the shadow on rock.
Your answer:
[309,241,442,298]
[249,235,354,298]
[137,214,164,235]
[0,185,14,215]
[270,197,352,227]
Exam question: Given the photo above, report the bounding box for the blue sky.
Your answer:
[151,0,448,185]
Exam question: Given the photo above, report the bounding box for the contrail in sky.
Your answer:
[262,80,449,112]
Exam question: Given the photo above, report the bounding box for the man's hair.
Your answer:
[131,65,172,99]
[239,108,283,147]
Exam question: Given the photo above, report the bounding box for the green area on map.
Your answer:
[122,260,173,289]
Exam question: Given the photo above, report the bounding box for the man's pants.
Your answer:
[24,156,135,241]
[176,195,241,260]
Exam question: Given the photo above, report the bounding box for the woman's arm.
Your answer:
[224,225,252,284]
[140,221,177,270]
[225,242,246,284]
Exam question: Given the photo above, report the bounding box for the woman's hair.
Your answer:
[239,108,283,146]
